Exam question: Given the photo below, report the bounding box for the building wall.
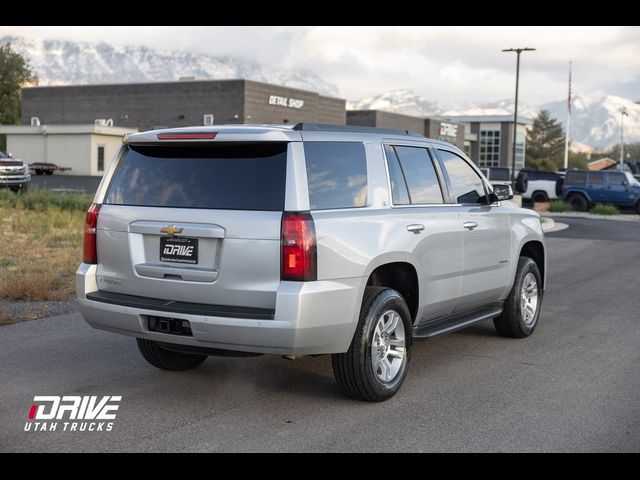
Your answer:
[346,110,424,134]
[21,80,246,131]
[6,135,46,167]
[470,123,480,163]
[7,133,124,176]
[90,134,125,176]
[500,122,513,168]
[22,80,346,130]
[243,81,345,124]
[424,119,465,150]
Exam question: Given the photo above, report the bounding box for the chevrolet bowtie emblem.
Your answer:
[160,225,183,236]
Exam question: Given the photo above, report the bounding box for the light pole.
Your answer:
[619,106,629,171]
[502,47,536,188]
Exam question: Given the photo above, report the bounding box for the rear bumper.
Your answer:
[76,263,365,355]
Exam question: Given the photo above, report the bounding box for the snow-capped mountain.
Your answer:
[347,89,443,117]
[349,89,640,150]
[542,92,640,151]
[2,36,339,97]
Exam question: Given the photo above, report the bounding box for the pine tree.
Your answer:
[525,110,565,169]
[0,42,37,150]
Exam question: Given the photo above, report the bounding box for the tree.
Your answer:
[0,42,37,150]
[607,142,640,162]
[525,110,565,169]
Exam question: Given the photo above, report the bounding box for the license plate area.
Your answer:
[160,236,198,264]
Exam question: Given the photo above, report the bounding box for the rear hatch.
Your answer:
[95,142,288,310]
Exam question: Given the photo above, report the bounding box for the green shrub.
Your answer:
[548,200,571,212]
[590,204,619,215]
[0,189,93,212]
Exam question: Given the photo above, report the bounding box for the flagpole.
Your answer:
[563,61,572,170]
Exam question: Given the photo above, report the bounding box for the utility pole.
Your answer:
[619,106,629,171]
[563,62,572,171]
[502,47,536,188]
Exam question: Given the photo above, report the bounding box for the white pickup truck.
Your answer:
[0,151,30,192]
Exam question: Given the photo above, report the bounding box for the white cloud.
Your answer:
[1,26,638,104]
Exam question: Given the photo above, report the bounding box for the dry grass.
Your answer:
[0,190,92,301]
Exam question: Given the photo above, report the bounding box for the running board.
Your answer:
[413,307,503,339]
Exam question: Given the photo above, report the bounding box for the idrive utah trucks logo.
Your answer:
[25,396,122,432]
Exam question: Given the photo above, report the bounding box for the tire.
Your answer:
[45,170,53,175]
[636,201,640,215]
[568,193,589,211]
[515,172,529,194]
[532,191,548,203]
[35,169,43,175]
[494,257,543,338]
[136,338,207,371]
[555,177,564,197]
[332,287,412,402]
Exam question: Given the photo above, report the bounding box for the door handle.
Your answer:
[407,224,425,234]
[463,221,478,230]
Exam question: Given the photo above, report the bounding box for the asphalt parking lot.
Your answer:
[1,217,639,452]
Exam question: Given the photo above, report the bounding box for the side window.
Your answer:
[566,170,587,186]
[589,172,604,184]
[305,142,367,210]
[384,145,410,205]
[607,173,626,186]
[393,146,444,204]
[438,149,487,204]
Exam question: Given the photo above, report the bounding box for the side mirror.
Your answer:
[492,183,514,201]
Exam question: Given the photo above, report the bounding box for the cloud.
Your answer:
[1,26,638,103]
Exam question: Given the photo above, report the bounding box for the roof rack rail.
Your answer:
[293,123,423,137]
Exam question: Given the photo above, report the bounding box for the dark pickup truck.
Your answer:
[561,169,640,213]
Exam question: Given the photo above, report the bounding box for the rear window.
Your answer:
[105,143,288,211]
[489,168,511,181]
[304,142,367,210]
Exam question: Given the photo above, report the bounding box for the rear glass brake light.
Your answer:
[157,132,217,140]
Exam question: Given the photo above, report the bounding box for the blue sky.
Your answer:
[1,26,638,104]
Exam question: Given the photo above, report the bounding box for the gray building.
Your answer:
[435,115,531,169]
[346,110,465,150]
[21,79,346,130]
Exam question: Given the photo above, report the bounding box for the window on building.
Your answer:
[97,145,105,172]
[479,129,500,167]
[305,142,367,210]
[438,149,487,204]
[392,146,443,204]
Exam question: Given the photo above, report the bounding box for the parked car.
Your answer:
[561,169,640,213]
[479,167,529,195]
[0,151,31,192]
[77,123,546,401]
[519,169,563,203]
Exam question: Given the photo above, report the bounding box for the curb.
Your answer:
[540,211,640,223]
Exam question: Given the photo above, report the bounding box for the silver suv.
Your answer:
[77,124,545,402]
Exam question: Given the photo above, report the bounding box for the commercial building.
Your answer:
[435,115,531,169]
[0,124,136,176]
[346,110,465,150]
[21,79,346,131]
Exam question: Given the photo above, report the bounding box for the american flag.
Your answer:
[567,62,572,115]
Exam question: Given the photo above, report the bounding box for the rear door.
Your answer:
[95,142,289,310]
[435,148,511,311]
[586,171,606,202]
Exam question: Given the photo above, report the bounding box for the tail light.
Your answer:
[281,212,317,281]
[83,203,100,264]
